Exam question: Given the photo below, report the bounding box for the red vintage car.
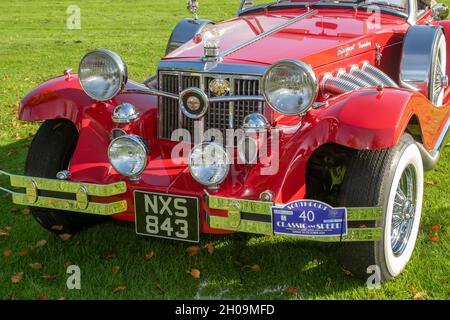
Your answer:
[1,0,449,281]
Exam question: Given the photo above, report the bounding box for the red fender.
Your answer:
[314,87,450,151]
[18,75,158,134]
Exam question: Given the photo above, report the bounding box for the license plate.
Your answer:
[134,191,200,243]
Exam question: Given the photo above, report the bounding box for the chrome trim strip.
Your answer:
[136,87,265,103]
[434,117,450,152]
[229,79,235,129]
[221,10,317,58]
[210,95,264,103]
[123,87,179,99]
[157,61,268,75]
[157,75,164,139]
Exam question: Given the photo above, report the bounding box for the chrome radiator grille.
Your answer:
[158,71,263,144]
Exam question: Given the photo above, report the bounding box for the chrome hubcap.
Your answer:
[391,164,417,257]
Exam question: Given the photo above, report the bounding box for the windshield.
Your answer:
[243,0,409,13]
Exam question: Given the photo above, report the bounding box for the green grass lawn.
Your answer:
[0,0,449,300]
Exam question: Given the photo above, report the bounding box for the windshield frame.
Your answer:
[237,0,423,24]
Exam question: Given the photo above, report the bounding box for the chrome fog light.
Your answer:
[108,135,149,179]
[188,142,230,187]
[112,103,140,123]
[242,113,270,133]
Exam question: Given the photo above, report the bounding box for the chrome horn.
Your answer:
[432,3,449,21]
[187,0,199,20]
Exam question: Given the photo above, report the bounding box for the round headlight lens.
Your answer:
[188,142,230,187]
[108,135,148,177]
[262,59,318,116]
[79,49,127,101]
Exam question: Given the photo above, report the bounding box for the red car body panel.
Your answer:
[18,7,450,235]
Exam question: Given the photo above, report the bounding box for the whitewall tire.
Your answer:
[339,134,424,281]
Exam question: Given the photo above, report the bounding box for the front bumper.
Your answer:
[0,171,383,242]
[0,171,127,215]
[206,195,383,242]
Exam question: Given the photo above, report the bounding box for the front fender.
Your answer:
[19,75,158,131]
[316,87,450,151]
[19,75,89,125]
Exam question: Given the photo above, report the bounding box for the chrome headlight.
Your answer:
[79,49,128,101]
[188,142,230,187]
[108,135,149,178]
[262,59,318,116]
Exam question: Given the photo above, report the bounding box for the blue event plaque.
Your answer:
[272,200,347,237]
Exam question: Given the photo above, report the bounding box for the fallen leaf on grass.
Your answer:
[10,293,17,300]
[41,274,57,281]
[11,272,24,284]
[56,297,66,301]
[155,283,166,293]
[105,253,116,260]
[408,284,416,293]
[37,294,48,301]
[58,233,72,241]
[431,224,442,232]
[243,264,261,272]
[7,149,17,157]
[185,246,201,256]
[35,239,47,247]
[4,226,12,231]
[428,234,440,243]
[19,250,28,257]
[29,263,43,270]
[144,250,155,261]
[203,243,214,255]
[425,179,437,185]
[285,286,299,294]
[341,267,354,277]
[64,261,72,268]
[50,225,64,231]
[112,265,121,273]
[10,207,19,214]
[0,229,9,237]
[113,286,127,294]
[190,269,201,279]
[3,248,13,257]
[22,208,30,215]
[413,291,427,300]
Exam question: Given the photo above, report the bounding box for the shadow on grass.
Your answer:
[0,138,365,300]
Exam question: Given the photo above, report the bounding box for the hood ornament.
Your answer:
[201,26,222,62]
[187,0,199,20]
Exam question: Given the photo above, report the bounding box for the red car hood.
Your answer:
[164,8,407,68]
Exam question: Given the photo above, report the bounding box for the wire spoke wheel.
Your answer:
[390,164,417,257]
[431,34,447,106]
